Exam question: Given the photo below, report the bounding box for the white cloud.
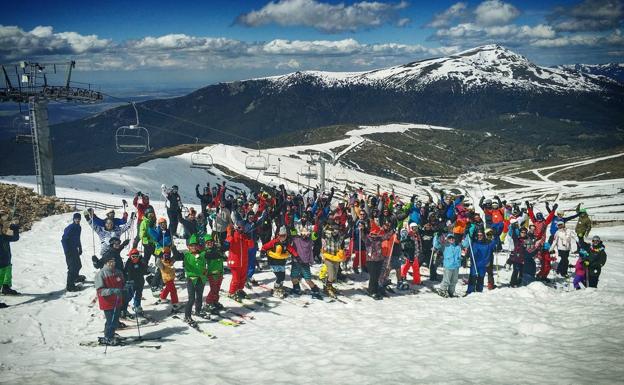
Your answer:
[531,35,600,48]
[474,0,520,26]
[427,2,467,28]
[260,38,362,55]
[0,25,112,59]
[276,59,301,69]
[235,0,410,33]
[549,0,624,32]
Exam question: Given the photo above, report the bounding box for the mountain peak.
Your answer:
[453,44,530,65]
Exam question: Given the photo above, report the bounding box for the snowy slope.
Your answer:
[1,127,624,384]
[261,45,613,93]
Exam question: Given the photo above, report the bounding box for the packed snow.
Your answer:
[259,45,610,93]
[1,140,623,384]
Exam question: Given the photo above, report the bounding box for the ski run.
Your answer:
[1,124,623,385]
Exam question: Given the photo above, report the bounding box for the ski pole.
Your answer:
[467,237,479,290]
[133,284,142,341]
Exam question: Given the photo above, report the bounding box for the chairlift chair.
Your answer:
[299,165,318,179]
[191,153,213,169]
[245,143,269,170]
[264,163,280,176]
[190,138,213,169]
[115,102,150,154]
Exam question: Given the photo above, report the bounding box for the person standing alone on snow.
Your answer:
[61,213,84,292]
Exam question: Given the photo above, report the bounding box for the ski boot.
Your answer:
[213,302,225,311]
[0,302,8,309]
[273,283,285,299]
[236,290,250,300]
[398,279,410,291]
[353,267,360,275]
[172,303,183,312]
[75,275,87,283]
[91,255,100,269]
[326,283,337,299]
[1,285,19,295]
[291,283,302,296]
[183,317,198,327]
[133,306,143,316]
[310,286,323,300]
[206,303,219,315]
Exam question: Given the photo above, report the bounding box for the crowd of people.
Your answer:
[0,180,609,345]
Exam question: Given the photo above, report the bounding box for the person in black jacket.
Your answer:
[195,183,213,219]
[161,184,183,237]
[61,213,84,292]
[579,235,607,288]
[123,247,148,316]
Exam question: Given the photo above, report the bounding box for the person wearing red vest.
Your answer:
[94,251,125,346]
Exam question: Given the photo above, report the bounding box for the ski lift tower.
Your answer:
[0,60,103,196]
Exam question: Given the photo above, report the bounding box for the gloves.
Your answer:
[122,199,127,206]
[121,239,130,248]
[137,191,142,196]
[131,212,137,220]
[583,260,590,267]
[161,184,166,189]
[111,288,123,296]
[553,203,559,210]
[196,184,200,189]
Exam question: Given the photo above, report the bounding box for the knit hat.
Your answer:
[592,235,601,242]
[73,212,81,220]
[278,226,288,236]
[188,234,199,245]
[128,248,140,256]
[204,233,213,243]
[108,237,121,246]
[157,217,167,224]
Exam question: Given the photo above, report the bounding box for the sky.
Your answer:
[0,0,623,91]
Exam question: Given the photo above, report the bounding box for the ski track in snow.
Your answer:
[1,135,624,384]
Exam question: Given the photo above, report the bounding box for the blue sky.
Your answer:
[1,0,622,90]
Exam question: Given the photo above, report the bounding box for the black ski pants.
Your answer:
[556,250,570,276]
[367,260,384,295]
[185,278,205,318]
[65,251,81,288]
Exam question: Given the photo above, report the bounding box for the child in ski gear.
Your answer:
[291,225,322,298]
[90,208,128,228]
[463,230,498,294]
[226,221,254,301]
[95,253,125,345]
[573,257,586,290]
[92,237,130,270]
[203,234,225,313]
[578,235,607,288]
[124,248,147,315]
[172,235,208,322]
[61,213,83,291]
[508,223,527,287]
[321,222,346,298]
[436,234,462,297]
[575,205,592,239]
[148,217,172,292]
[132,191,152,248]
[400,223,422,285]
[156,247,180,307]
[521,233,543,286]
[348,215,368,274]
[0,213,20,295]
[550,221,576,277]
[261,226,298,298]
[366,223,393,300]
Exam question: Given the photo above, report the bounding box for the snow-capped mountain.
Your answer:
[2,45,623,176]
[263,45,615,93]
[556,63,624,84]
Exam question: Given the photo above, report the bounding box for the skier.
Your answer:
[161,184,183,237]
[508,222,527,287]
[226,221,254,301]
[463,230,498,294]
[526,201,557,240]
[61,213,84,292]
[213,199,232,248]
[147,217,172,294]
[90,208,128,228]
[155,247,181,310]
[550,221,576,277]
[578,235,607,288]
[291,224,322,299]
[132,191,153,248]
[575,205,592,240]
[261,226,297,298]
[94,252,125,346]
[123,248,147,315]
[195,183,213,219]
[400,223,422,286]
[203,234,226,314]
[435,234,462,298]
[320,222,346,298]
[0,212,20,296]
[172,235,208,325]
[366,223,393,300]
